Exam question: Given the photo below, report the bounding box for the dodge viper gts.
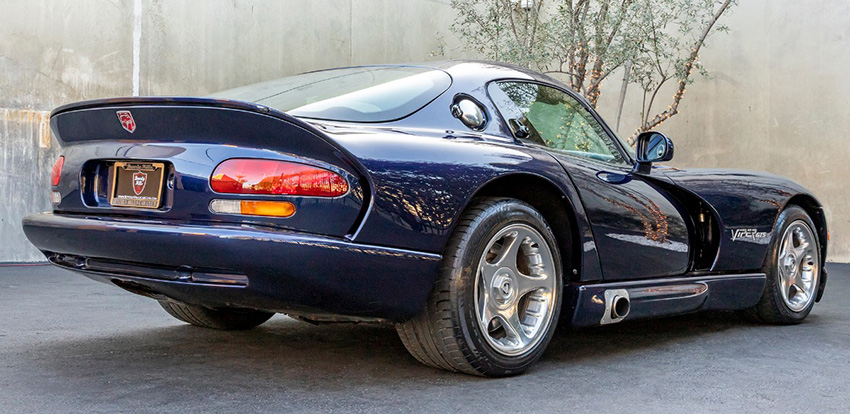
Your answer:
[23,61,828,376]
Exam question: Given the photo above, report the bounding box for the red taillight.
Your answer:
[210,159,349,197]
[51,156,64,186]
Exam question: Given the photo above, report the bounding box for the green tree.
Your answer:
[448,0,735,144]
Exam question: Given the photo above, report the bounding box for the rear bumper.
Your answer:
[22,212,441,321]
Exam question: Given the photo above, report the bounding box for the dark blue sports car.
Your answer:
[23,61,828,376]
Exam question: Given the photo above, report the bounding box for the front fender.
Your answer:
[662,168,824,272]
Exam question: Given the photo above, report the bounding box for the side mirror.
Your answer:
[634,131,674,173]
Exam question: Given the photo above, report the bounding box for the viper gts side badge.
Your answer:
[116,110,136,133]
[730,228,769,242]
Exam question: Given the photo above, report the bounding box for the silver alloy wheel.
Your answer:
[474,223,557,356]
[777,220,820,312]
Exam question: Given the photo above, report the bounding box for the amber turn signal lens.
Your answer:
[239,200,296,217]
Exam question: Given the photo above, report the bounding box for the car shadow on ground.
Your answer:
[23,309,777,386]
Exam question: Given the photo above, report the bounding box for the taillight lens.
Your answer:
[210,159,348,197]
[51,156,64,186]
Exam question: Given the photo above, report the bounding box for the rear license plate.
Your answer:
[110,161,165,209]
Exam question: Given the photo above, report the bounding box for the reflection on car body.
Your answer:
[23,61,828,376]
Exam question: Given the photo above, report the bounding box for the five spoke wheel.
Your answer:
[751,205,822,324]
[396,197,563,376]
[777,220,819,312]
[475,224,556,356]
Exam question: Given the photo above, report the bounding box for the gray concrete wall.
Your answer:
[140,0,457,95]
[0,0,459,261]
[2,0,849,262]
[0,1,135,261]
[596,0,850,262]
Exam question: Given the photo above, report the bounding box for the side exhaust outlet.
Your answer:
[600,289,630,325]
[611,295,631,319]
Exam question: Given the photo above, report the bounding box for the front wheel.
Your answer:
[396,198,563,376]
[751,205,822,324]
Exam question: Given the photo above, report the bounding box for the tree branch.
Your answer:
[644,75,670,125]
[628,0,733,145]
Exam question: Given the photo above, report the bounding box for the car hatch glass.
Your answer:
[211,66,452,123]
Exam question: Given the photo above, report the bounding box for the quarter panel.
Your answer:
[323,127,606,281]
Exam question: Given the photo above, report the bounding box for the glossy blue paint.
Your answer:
[22,61,828,324]
[568,273,766,327]
[50,105,366,238]
[550,152,691,280]
[660,167,827,272]
[23,212,440,320]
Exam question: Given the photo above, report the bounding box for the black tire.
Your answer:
[751,205,822,324]
[396,198,563,376]
[158,300,274,330]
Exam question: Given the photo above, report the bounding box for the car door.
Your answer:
[488,81,690,280]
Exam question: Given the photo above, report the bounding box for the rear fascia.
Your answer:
[23,212,440,321]
[49,98,370,238]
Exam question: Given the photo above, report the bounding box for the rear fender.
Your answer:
[324,127,605,282]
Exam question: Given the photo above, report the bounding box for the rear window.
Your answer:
[211,66,452,122]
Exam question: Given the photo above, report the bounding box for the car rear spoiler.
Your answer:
[49,96,369,174]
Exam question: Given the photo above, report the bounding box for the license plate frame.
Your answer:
[109,161,166,209]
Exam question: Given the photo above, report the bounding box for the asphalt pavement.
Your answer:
[1,263,849,413]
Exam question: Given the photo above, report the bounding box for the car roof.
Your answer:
[298,60,595,110]
[427,60,593,108]
[299,60,562,91]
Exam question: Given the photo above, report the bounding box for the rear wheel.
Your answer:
[751,205,821,324]
[396,198,563,376]
[158,300,274,330]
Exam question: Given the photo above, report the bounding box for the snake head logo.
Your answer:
[117,110,136,133]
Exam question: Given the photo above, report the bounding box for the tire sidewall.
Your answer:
[450,199,563,374]
[762,205,821,322]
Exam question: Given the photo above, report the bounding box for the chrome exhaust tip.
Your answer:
[611,295,631,319]
[600,289,630,325]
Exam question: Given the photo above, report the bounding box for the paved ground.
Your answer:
[1,264,849,413]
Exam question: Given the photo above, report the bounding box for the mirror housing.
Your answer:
[634,131,674,174]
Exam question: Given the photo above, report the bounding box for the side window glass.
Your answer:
[487,82,546,145]
[489,81,626,165]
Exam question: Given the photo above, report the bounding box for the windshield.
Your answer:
[211,66,452,122]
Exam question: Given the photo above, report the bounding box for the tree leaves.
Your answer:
[448,0,736,144]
